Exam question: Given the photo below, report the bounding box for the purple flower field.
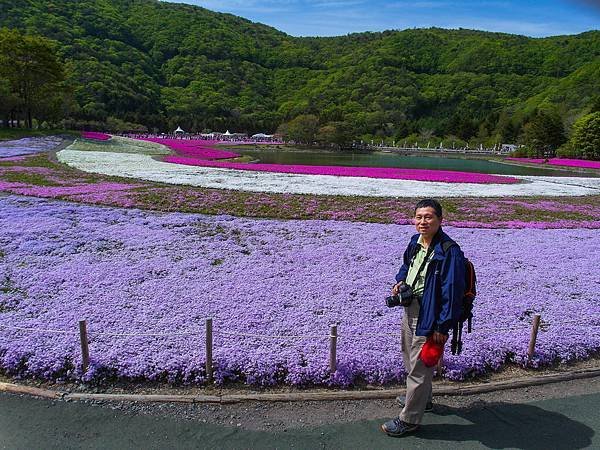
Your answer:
[1,195,598,386]
[0,136,63,158]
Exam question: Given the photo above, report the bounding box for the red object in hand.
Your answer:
[420,336,444,367]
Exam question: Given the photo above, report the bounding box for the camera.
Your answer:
[385,283,414,308]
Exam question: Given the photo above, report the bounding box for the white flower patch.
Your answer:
[68,136,171,155]
[57,149,600,198]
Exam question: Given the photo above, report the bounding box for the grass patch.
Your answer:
[225,155,256,163]
[1,171,61,186]
[6,153,67,169]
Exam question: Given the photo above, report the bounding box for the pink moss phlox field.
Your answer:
[163,155,519,184]
[0,156,28,162]
[449,220,600,229]
[507,157,600,169]
[219,141,284,146]
[1,196,598,386]
[7,182,142,199]
[0,181,30,190]
[548,159,600,169]
[140,138,240,160]
[0,166,56,175]
[81,132,111,141]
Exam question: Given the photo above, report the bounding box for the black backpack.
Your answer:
[442,242,477,355]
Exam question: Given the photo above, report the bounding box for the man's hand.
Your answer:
[392,281,404,295]
[432,331,448,345]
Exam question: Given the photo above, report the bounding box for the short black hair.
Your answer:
[414,198,443,218]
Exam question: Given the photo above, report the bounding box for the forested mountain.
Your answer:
[1,0,599,145]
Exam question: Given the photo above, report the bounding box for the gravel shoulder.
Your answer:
[97,375,600,432]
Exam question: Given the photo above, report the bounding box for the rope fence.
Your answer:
[0,321,549,338]
[2,313,595,379]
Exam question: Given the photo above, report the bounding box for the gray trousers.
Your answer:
[399,300,434,425]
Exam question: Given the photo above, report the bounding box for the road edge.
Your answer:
[1,367,599,404]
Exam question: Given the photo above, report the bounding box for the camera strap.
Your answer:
[408,246,434,290]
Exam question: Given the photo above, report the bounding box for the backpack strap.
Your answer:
[451,322,464,356]
[442,240,456,253]
[451,323,458,355]
[407,246,434,290]
[443,239,469,355]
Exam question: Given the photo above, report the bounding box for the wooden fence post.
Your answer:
[329,325,337,374]
[528,314,541,360]
[436,353,445,378]
[205,318,213,383]
[79,320,90,373]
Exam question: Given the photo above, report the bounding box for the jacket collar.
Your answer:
[410,228,450,260]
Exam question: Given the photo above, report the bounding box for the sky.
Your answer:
[173,0,600,37]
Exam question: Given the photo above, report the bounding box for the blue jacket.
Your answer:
[395,228,466,336]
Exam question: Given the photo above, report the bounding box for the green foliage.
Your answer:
[566,112,600,160]
[316,122,353,148]
[277,114,319,144]
[0,0,598,151]
[0,27,68,128]
[522,109,566,157]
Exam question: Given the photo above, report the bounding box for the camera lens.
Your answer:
[385,294,401,308]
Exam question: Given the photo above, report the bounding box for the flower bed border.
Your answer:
[1,367,599,403]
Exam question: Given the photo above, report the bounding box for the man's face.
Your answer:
[414,206,442,238]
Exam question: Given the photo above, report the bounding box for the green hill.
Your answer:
[1,0,598,141]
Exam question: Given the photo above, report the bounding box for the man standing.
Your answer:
[381,198,466,437]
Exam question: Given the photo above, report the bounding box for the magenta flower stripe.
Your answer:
[140,138,240,160]
[162,155,519,184]
[548,159,600,169]
[81,132,111,141]
[507,157,600,170]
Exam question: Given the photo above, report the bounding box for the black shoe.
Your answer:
[396,395,433,412]
[381,418,419,437]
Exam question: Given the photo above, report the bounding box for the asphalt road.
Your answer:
[1,391,598,449]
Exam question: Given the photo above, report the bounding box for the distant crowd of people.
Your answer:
[120,132,282,144]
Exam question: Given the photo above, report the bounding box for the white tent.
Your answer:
[174,126,185,134]
[223,130,232,136]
